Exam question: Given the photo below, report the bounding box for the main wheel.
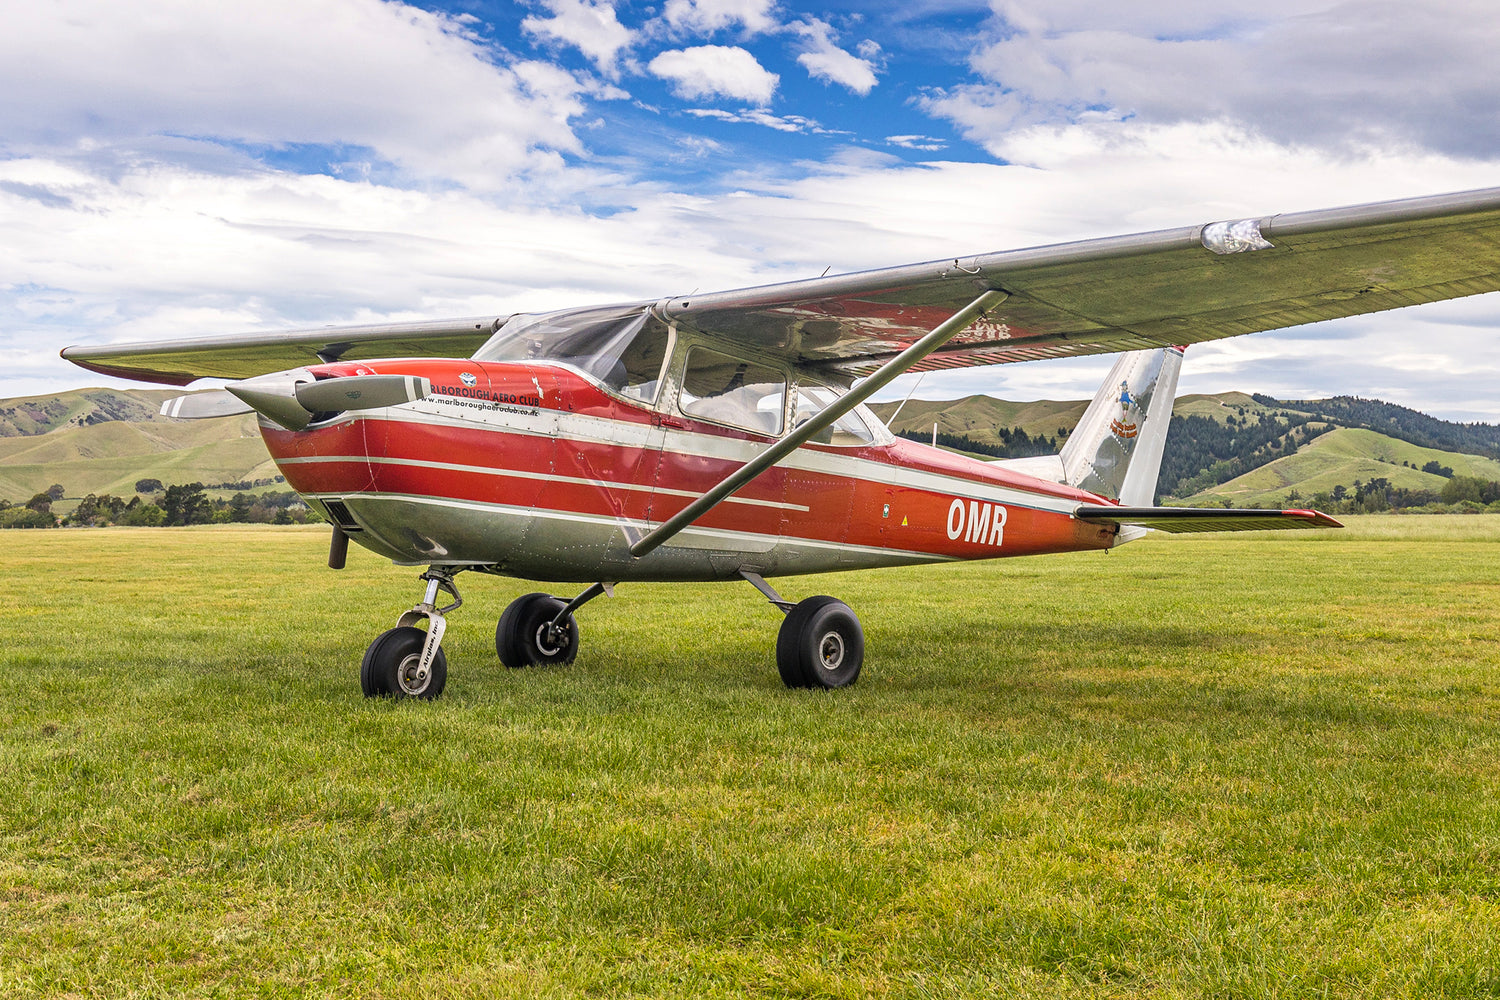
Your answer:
[361,625,448,700]
[776,596,864,689]
[496,593,579,668]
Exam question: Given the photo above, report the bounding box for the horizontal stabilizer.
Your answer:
[1075,505,1343,533]
[160,389,253,419]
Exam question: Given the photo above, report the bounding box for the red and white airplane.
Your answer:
[63,187,1500,698]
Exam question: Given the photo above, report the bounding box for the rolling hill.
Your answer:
[0,388,277,503]
[1186,427,1500,506]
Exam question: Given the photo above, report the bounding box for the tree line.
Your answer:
[1,480,320,529]
[894,426,1064,459]
[1278,475,1500,515]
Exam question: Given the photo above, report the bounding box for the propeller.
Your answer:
[162,372,432,430]
[159,389,253,419]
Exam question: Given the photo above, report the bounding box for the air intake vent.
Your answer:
[322,499,362,531]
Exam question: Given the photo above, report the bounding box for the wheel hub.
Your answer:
[535,623,566,657]
[819,631,845,669]
[396,653,429,695]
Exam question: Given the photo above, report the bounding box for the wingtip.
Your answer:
[1284,508,1344,528]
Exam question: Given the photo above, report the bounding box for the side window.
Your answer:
[679,348,787,435]
[794,384,876,446]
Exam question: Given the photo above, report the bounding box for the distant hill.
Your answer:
[876,388,1500,507]
[0,388,277,503]
[3,385,1496,513]
[1180,427,1500,506]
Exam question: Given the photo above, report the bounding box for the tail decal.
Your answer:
[1060,346,1184,504]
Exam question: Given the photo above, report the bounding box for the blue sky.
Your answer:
[4,1,1500,418]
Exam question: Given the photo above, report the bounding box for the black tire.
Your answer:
[496,593,579,668]
[776,596,864,689]
[361,625,448,700]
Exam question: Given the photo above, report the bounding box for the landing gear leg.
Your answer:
[743,571,864,690]
[496,582,613,668]
[361,567,462,699]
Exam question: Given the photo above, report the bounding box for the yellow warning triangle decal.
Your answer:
[901,515,908,526]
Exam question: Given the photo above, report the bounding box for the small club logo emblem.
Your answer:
[459,372,477,387]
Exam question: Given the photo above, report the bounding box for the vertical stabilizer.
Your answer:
[1059,347,1184,504]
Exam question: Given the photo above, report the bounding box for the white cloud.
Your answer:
[886,135,946,151]
[648,46,778,104]
[6,3,1500,423]
[684,108,834,134]
[16,121,1500,416]
[0,0,594,190]
[932,0,1500,157]
[521,0,636,76]
[792,19,880,95]
[660,0,779,38]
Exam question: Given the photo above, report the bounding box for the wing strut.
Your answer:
[629,289,1008,559]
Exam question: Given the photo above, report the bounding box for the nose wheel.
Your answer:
[362,567,461,699]
[361,626,448,699]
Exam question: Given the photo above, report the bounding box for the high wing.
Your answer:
[63,317,510,386]
[62,186,1500,385]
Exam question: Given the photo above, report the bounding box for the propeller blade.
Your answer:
[160,389,253,419]
[295,374,431,413]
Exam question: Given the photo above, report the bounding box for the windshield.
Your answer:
[473,304,670,403]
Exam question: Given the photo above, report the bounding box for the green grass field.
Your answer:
[4,519,1500,997]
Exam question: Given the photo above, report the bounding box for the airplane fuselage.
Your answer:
[264,359,1119,582]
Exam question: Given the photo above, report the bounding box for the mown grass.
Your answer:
[3,517,1500,998]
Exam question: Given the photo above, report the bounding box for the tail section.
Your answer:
[989,346,1340,537]
[992,346,1184,504]
[1059,346,1184,504]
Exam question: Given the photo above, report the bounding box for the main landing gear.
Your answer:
[494,583,611,668]
[743,571,865,689]
[361,570,864,698]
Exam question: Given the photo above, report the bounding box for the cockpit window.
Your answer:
[679,347,787,435]
[472,304,670,404]
[793,384,877,446]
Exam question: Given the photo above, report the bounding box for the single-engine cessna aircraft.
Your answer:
[63,187,1500,698]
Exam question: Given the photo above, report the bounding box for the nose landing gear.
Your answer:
[361,567,461,700]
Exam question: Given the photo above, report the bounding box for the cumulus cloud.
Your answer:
[660,0,780,38]
[0,0,597,190]
[791,19,880,95]
[521,0,636,76]
[927,0,1500,157]
[7,2,1500,421]
[648,46,778,104]
[15,121,1500,416]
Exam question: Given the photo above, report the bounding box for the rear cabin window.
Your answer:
[793,384,877,446]
[678,348,787,435]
